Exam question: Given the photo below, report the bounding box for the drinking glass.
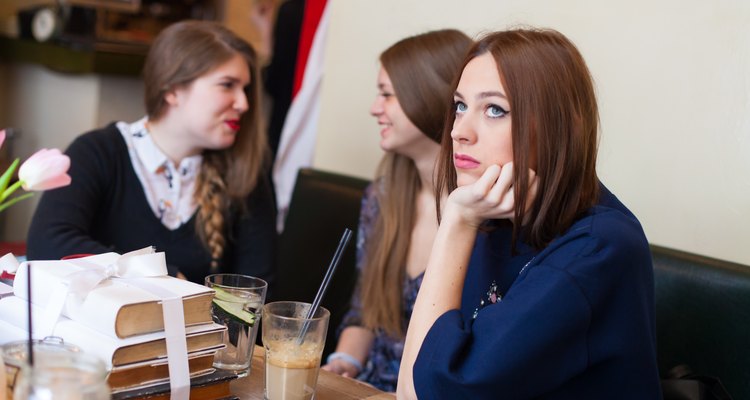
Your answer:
[205,274,267,378]
[262,301,330,400]
[3,337,109,400]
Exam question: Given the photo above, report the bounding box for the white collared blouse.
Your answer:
[117,117,201,230]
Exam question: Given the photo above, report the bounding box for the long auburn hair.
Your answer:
[437,28,600,250]
[143,20,268,269]
[359,29,471,338]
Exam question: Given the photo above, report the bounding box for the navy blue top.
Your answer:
[414,185,661,399]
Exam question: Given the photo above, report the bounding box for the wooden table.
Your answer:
[230,346,395,399]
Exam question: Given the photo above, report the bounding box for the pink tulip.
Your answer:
[0,130,5,149]
[18,148,71,191]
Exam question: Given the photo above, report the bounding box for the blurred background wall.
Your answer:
[315,0,750,266]
[0,0,747,267]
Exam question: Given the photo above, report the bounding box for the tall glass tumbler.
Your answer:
[263,301,330,400]
[12,351,110,400]
[205,274,267,377]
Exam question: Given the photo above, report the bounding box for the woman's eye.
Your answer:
[486,104,508,118]
[454,101,468,114]
[220,82,235,89]
[379,91,393,99]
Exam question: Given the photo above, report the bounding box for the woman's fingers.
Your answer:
[448,163,537,223]
[471,164,502,200]
[322,360,359,377]
[482,163,537,220]
[486,162,513,204]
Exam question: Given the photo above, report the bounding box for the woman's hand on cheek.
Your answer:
[446,163,537,226]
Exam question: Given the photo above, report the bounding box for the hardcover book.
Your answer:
[111,369,239,400]
[108,349,217,393]
[0,296,225,368]
[12,253,214,338]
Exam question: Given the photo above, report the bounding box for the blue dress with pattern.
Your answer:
[337,184,423,393]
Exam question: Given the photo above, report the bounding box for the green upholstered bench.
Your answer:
[653,245,750,399]
[271,168,370,359]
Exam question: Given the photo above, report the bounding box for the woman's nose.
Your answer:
[370,96,383,117]
[235,90,249,113]
[451,118,476,144]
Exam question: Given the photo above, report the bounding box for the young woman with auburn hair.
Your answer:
[321,29,472,392]
[398,28,661,399]
[27,21,276,286]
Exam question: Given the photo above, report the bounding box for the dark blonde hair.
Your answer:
[359,29,471,338]
[437,28,600,250]
[143,20,268,269]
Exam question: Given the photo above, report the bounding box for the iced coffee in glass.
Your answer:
[262,301,330,400]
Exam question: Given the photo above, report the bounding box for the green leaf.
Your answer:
[0,180,22,204]
[0,158,19,195]
[0,192,33,213]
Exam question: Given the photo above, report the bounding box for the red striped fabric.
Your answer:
[292,0,328,97]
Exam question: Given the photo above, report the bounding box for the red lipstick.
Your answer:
[226,120,240,131]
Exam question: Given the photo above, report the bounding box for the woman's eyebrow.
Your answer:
[477,90,507,100]
[453,90,507,100]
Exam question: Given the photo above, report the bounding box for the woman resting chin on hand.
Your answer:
[443,163,536,227]
[397,28,661,400]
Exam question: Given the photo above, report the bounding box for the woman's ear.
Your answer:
[165,84,188,108]
[164,89,179,107]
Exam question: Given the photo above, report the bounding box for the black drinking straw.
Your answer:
[296,228,353,345]
[27,262,33,366]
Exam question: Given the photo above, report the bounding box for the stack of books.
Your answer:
[0,258,238,398]
[112,369,239,400]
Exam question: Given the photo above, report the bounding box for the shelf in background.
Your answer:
[0,36,146,76]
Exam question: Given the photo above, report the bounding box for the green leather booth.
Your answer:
[272,168,750,397]
[271,168,370,360]
[653,245,750,399]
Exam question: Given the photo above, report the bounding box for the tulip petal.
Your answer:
[0,130,5,149]
[18,148,72,191]
[22,173,71,191]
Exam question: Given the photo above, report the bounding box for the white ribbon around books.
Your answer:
[15,247,191,400]
[64,247,168,297]
[0,252,19,274]
[27,247,168,336]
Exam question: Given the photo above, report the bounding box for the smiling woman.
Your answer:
[154,52,251,154]
[25,21,277,289]
[320,29,472,393]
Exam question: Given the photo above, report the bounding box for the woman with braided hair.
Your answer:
[27,20,276,287]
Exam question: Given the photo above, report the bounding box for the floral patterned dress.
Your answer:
[337,184,423,393]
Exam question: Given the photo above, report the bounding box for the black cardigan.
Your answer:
[27,123,277,289]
